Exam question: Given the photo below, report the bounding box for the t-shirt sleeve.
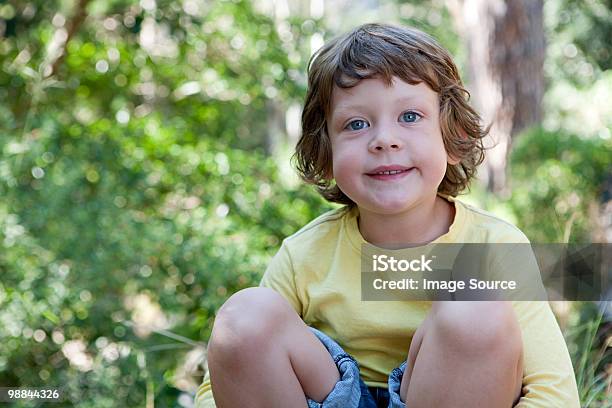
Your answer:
[194,368,215,408]
[258,241,303,316]
[512,301,580,407]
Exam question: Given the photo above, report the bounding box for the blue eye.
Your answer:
[401,111,421,123]
[346,119,369,131]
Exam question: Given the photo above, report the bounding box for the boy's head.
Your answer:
[294,23,486,208]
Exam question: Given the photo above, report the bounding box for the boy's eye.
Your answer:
[345,119,369,131]
[343,112,421,131]
[401,111,421,123]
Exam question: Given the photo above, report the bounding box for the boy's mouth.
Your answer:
[365,165,414,180]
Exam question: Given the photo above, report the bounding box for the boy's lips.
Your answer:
[365,165,414,180]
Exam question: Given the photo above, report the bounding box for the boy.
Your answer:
[196,23,579,407]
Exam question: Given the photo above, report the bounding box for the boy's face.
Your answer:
[327,76,456,215]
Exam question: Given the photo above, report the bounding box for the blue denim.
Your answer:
[306,327,407,408]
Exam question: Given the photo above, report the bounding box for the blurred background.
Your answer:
[0,0,610,406]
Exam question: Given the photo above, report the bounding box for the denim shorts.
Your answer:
[306,327,407,408]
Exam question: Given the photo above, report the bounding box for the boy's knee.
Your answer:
[432,302,522,356]
[208,287,293,361]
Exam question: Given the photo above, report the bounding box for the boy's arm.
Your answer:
[258,241,303,316]
[512,301,580,408]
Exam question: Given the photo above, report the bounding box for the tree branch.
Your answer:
[48,0,90,78]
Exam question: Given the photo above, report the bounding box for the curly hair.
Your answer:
[293,23,487,206]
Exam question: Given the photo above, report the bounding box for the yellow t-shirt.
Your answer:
[195,195,580,407]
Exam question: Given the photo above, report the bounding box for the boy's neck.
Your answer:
[357,194,455,248]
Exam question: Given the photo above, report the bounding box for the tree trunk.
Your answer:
[450,0,545,194]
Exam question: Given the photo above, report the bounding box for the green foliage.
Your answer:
[563,302,611,407]
[507,127,611,242]
[1,0,610,406]
[549,0,612,77]
[506,126,611,405]
[395,0,462,60]
[0,0,332,405]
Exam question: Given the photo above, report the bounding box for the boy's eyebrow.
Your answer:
[332,96,427,118]
[332,103,370,117]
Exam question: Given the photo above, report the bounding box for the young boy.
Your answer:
[196,23,579,408]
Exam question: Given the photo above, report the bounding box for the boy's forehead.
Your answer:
[329,77,438,115]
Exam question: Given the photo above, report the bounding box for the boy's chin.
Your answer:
[357,197,421,215]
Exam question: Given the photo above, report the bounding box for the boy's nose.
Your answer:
[373,143,400,151]
[368,131,403,152]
